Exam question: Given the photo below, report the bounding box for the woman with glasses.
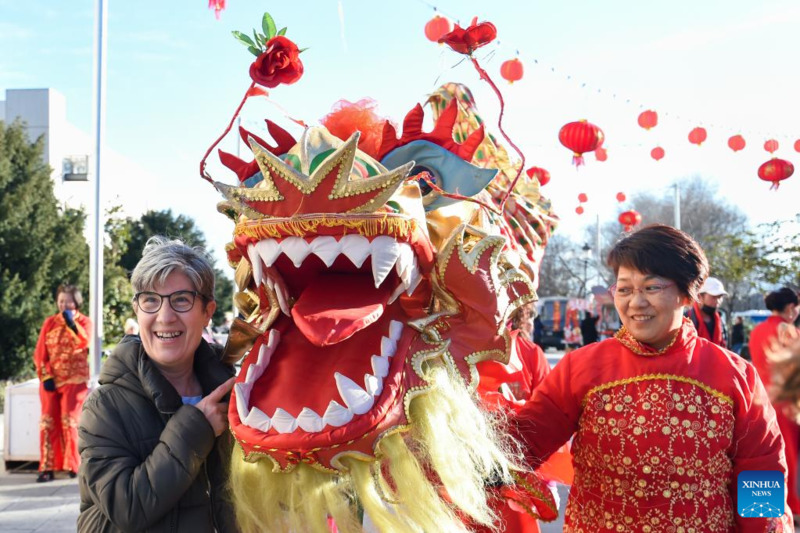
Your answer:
[514,224,791,531]
[77,236,238,532]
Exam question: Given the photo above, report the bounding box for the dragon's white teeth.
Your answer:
[371,236,402,288]
[255,239,281,267]
[381,336,397,358]
[387,283,406,305]
[406,258,422,296]
[340,234,371,268]
[234,383,251,422]
[335,372,374,415]
[323,400,354,427]
[271,408,298,434]
[371,355,390,378]
[255,331,279,370]
[247,245,263,286]
[244,407,272,432]
[395,244,414,280]
[296,407,325,432]
[364,374,382,397]
[310,236,341,267]
[389,320,404,341]
[245,364,260,384]
[281,237,311,268]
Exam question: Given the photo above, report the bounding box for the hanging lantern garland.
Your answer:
[764,139,779,154]
[638,110,658,130]
[795,140,800,153]
[758,158,794,190]
[728,135,746,152]
[558,120,605,167]
[578,192,588,203]
[525,166,550,186]
[618,210,642,232]
[595,147,608,162]
[424,15,453,42]
[575,206,585,215]
[500,58,524,83]
[616,192,626,202]
[651,146,665,161]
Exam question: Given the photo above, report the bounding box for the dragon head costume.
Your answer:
[203,14,558,533]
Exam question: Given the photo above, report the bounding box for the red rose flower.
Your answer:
[249,35,304,88]
[438,17,497,55]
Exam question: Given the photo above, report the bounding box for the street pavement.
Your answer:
[0,417,80,532]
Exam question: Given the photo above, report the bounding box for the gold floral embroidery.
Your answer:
[614,325,681,356]
[566,376,736,532]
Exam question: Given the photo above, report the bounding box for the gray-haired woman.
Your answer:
[77,236,238,532]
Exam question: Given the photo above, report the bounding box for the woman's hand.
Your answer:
[196,377,236,436]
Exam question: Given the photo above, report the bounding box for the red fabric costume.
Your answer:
[689,301,726,347]
[476,331,572,533]
[33,311,91,473]
[750,315,800,514]
[515,318,792,532]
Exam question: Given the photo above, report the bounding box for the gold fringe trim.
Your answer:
[235,214,417,240]
[582,374,734,407]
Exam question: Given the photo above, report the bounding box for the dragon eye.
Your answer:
[410,165,437,196]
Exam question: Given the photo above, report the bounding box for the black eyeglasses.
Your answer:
[134,290,206,314]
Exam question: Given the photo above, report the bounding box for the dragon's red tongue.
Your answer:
[291,273,392,347]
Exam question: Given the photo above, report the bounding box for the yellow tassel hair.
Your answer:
[229,362,520,532]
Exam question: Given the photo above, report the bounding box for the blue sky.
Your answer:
[2,0,800,269]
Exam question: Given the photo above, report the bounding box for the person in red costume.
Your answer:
[687,276,728,347]
[749,287,800,518]
[514,224,793,532]
[33,284,92,482]
[476,303,572,532]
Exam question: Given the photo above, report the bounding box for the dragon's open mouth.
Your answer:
[230,221,430,446]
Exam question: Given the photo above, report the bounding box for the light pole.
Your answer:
[581,243,592,298]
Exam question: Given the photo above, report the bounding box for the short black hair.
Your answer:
[765,287,799,312]
[607,224,709,300]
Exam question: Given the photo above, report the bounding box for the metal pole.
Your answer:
[595,213,601,273]
[89,0,108,376]
[674,183,681,230]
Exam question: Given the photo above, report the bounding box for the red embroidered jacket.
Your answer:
[515,319,792,532]
[34,312,91,387]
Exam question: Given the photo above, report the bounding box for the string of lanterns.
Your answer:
[421,10,797,190]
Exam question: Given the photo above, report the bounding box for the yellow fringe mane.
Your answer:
[229,364,520,532]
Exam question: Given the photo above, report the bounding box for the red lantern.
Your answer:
[651,146,665,161]
[795,139,800,152]
[758,158,794,190]
[525,166,550,186]
[764,139,779,154]
[637,110,658,130]
[616,192,626,203]
[578,193,588,203]
[575,206,584,215]
[688,127,707,146]
[728,135,746,152]
[558,120,605,166]
[594,147,608,162]
[500,58,523,84]
[618,210,642,232]
[424,15,453,42]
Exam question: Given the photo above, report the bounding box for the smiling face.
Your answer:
[57,292,77,313]
[135,271,216,373]
[614,266,689,350]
